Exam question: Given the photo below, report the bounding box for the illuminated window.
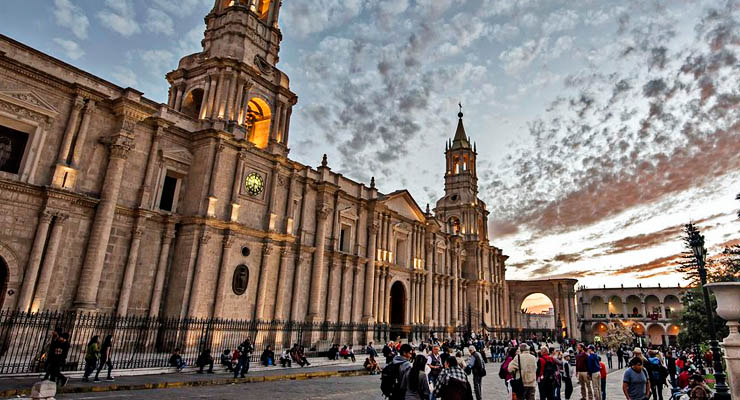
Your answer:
[245,98,271,149]
[181,88,204,120]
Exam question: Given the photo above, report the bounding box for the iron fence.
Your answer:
[0,311,473,375]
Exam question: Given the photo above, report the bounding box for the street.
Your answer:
[55,362,674,400]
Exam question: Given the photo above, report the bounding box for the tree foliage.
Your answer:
[676,288,728,347]
[676,224,704,285]
[709,244,740,283]
[602,322,635,350]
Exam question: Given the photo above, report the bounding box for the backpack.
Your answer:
[498,359,510,380]
[473,353,487,377]
[380,362,402,399]
[542,358,558,382]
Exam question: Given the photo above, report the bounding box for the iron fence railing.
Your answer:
[0,311,477,375]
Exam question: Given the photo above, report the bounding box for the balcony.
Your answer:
[627,313,643,318]
[591,313,607,319]
[609,313,624,318]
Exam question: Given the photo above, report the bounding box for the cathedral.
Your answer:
[0,0,578,337]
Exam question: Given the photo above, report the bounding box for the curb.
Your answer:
[0,368,368,398]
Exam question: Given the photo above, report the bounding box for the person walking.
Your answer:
[562,353,574,400]
[508,343,538,400]
[233,338,253,378]
[552,349,564,399]
[501,346,517,400]
[46,332,70,386]
[427,345,443,400]
[587,345,602,400]
[82,335,100,382]
[599,359,607,399]
[576,343,594,400]
[665,351,677,389]
[622,357,650,400]
[381,343,412,400]
[646,350,666,400]
[537,346,558,400]
[400,354,430,399]
[465,345,486,400]
[94,335,114,382]
[617,347,625,369]
[606,348,614,370]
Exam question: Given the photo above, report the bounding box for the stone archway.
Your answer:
[506,279,579,339]
[389,281,406,325]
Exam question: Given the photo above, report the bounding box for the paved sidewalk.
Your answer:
[0,358,367,398]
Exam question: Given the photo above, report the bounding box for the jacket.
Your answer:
[586,353,601,374]
[575,352,588,372]
[508,352,537,388]
[400,369,430,400]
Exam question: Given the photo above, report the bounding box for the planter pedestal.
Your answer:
[706,282,740,398]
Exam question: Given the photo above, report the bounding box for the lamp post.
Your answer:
[687,224,732,399]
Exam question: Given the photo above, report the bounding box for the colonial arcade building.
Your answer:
[0,0,578,337]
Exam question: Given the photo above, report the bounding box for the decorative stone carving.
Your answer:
[253,55,273,76]
[232,264,249,295]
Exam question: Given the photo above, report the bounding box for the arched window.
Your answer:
[449,217,461,235]
[245,98,271,149]
[180,88,204,120]
[254,0,270,19]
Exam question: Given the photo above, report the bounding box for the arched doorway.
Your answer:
[520,293,556,332]
[389,281,406,325]
[0,256,7,309]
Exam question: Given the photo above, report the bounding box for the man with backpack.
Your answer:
[380,343,412,400]
[465,345,486,400]
[537,346,558,400]
[586,345,602,400]
[508,343,538,400]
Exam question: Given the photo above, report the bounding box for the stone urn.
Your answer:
[706,282,740,398]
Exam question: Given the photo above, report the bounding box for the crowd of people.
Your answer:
[371,334,717,400]
[37,327,718,400]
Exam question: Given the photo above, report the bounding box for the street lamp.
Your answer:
[687,224,731,400]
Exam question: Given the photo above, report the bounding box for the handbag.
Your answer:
[510,355,525,396]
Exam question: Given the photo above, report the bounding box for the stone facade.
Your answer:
[577,285,685,346]
[0,0,577,333]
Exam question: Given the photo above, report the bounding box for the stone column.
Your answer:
[362,223,378,321]
[378,270,386,322]
[273,247,290,320]
[230,150,246,221]
[205,74,219,119]
[149,224,175,317]
[213,71,226,118]
[326,259,339,321]
[289,251,306,321]
[306,203,331,321]
[70,100,96,168]
[56,96,84,164]
[384,272,391,323]
[31,213,67,312]
[138,123,164,208]
[435,276,441,324]
[212,231,234,319]
[351,264,361,322]
[74,136,133,310]
[198,77,211,119]
[424,236,433,324]
[17,211,53,312]
[373,269,381,320]
[254,242,274,320]
[117,222,145,316]
[410,275,416,324]
[232,78,245,123]
[451,251,459,325]
[186,231,212,317]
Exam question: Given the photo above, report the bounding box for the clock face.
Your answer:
[245,172,264,196]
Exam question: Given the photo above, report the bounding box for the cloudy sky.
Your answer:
[3,0,739,308]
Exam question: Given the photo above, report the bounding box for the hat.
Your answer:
[588,345,595,350]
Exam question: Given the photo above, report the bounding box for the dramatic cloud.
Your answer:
[52,38,84,60]
[98,0,141,37]
[53,0,89,40]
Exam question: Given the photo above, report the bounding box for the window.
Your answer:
[159,175,178,212]
[0,125,29,175]
[180,88,204,120]
[339,224,351,252]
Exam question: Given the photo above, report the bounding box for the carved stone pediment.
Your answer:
[160,144,193,165]
[0,90,58,118]
[338,206,358,220]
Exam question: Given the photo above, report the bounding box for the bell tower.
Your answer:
[444,105,478,196]
[165,0,296,155]
[435,106,488,243]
